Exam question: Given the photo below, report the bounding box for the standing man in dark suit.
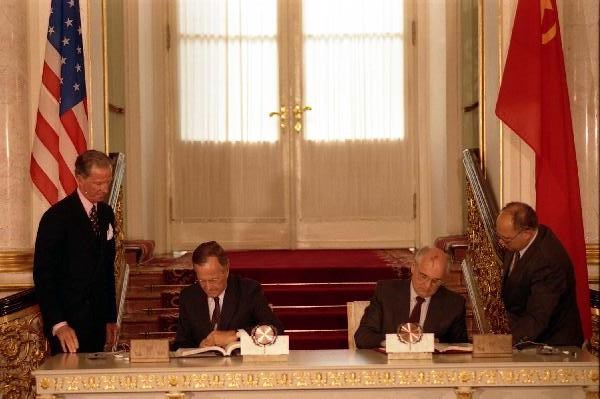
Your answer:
[173,241,284,350]
[355,246,467,348]
[33,150,117,354]
[496,202,583,346]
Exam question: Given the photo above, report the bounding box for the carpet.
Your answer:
[157,249,414,284]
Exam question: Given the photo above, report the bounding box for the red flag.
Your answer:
[30,0,89,205]
[495,0,591,339]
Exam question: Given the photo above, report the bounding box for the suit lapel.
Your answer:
[394,281,410,326]
[218,276,238,330]
[517,229,542,270]
[195,286,212,336]
[505,229,542,289]
[70,192,99,240]
[423,290,442,332]
[502,252,511,279]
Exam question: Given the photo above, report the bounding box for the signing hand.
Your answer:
[55,325,79,353]
[200,330,238,348]
[199,331,216,348]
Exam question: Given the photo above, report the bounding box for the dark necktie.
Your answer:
[89,205,100,236]
[211,297,221,330]
[408,296,425,324]
[508,251,520,276]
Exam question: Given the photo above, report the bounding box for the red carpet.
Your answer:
[154,249,413,284]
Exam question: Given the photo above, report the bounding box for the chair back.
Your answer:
[347,301,370,350]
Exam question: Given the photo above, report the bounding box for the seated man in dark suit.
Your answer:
[496,202,583,346]
[355,246,467,348]
[173,241,284,350]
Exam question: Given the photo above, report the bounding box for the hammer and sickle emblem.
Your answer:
[540,0,557,44]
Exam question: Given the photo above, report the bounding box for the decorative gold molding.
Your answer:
[0,305,49,399]
[35,366,599,394]
[0,250,33,273]
[0,306,39,325]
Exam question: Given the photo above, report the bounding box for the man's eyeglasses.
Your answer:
[415,269,444,287]
[496,229,525,244]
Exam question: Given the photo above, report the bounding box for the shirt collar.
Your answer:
[77,188,95,215]
[519,228,538,257]
[409,281,431,301]
[209,288,226,304]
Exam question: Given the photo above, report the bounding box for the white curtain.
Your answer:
[299,0,413,223]
[173,0,283,222]
[177,0,278,143]
[303,0,405,141]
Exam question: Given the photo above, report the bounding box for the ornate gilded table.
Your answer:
[33,349,599,399]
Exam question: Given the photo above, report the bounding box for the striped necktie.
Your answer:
[408,296,425,324]
[89,205,100,236]
[211,297,221,330]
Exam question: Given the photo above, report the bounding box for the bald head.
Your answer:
[496,202,538,252]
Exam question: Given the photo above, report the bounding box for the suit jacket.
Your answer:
[502,224,583,346]
[354,279,467,348]
[33,191,116,353]
[173,273,284,350]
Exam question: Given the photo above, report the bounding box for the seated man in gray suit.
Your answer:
[355,246,467,348]
[173,241,283,350]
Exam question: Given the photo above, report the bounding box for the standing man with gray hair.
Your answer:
[355,246,467,348]
[34,150,117,354]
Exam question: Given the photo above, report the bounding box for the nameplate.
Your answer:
[130,339,170,363]
[472,334,513,357]
[385,332,434,360]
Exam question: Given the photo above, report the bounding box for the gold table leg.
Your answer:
[584,385,599,399]
[165,392,186,399]
[455,386,474,399]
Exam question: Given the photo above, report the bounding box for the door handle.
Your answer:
[293,105,311,132]
[269,106,287,129]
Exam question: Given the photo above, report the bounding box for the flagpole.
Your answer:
[102,0,110,154]
[477,0,485,171]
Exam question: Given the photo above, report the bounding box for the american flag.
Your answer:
[30,0,88,205]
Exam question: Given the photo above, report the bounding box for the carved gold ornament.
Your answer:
[34,366,598,393]
[0,307,49,399]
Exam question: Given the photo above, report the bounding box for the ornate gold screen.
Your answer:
[462,149,510,334]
